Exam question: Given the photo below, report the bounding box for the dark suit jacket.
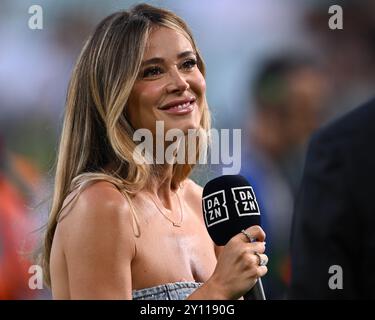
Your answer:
[289,97,375,299]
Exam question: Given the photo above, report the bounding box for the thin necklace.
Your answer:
[150,190,184,227]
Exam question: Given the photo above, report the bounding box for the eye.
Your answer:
[181,58,197,70]
[142,66,163,78]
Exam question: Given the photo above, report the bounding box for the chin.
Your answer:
[163,112,201,133]
[164,121,200,135]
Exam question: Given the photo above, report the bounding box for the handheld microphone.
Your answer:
[202,174,266,300]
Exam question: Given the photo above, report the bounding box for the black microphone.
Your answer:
[202,174,266,300]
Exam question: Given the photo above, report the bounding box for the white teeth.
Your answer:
[163,101,193,110]
[176,102,190,109]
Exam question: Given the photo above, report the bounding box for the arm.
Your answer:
[60,182,136,299]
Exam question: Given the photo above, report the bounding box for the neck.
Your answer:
[146,135,185,209]
[147,164,181,210]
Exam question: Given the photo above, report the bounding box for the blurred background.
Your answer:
[1,0,374,299]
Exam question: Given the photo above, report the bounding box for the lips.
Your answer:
[158,97,196,110]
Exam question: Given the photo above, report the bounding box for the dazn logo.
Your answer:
[202,190,229,227]
[231,186,260,216]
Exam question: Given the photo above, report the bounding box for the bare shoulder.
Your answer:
[57,180,136,256]
[64,180,127,208]
[183,178,203,198]
[182,179,204,220]
[54,180,135,298]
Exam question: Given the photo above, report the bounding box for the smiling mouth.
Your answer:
[158,100,196,115]
[163,101,192,111]
[158,97,197,111]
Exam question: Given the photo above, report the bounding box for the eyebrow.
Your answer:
[141,51,196,66]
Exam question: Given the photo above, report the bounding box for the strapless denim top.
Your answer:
[132,281,203,300]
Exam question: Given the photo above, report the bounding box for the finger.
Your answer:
[254,253,268,267]
[247,252,268,269]
[248,241,266,254]
[246,253,268,277]
[256,266,268,278]
[244,225,266,242]
[239,229,256,243]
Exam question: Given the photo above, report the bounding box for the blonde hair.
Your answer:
[41,3,211,287]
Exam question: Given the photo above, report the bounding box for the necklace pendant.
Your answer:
[151,191,184,227]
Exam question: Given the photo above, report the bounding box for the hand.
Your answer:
[207,225,268,300]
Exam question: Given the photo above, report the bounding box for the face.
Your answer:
[286,67,327,145]
[127,26,206,135]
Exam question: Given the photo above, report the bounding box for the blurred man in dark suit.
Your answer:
[289,97,375,299]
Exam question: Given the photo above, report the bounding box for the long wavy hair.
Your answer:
[41,4,211,287]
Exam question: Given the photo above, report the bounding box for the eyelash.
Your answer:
[182,58,197,70]
[142,67,162,78]
[141,58,198,78]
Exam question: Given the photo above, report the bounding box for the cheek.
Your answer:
[191,73,206,116]
[132,83,163,108]
[193,72,206,96]
[128,83,163,123]
[142,83,165,104]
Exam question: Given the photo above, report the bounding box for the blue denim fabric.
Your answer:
[132,281,203,300]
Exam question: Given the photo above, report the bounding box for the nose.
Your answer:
[166,68,190,93]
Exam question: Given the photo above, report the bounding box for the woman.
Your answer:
[42,3,268,300]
